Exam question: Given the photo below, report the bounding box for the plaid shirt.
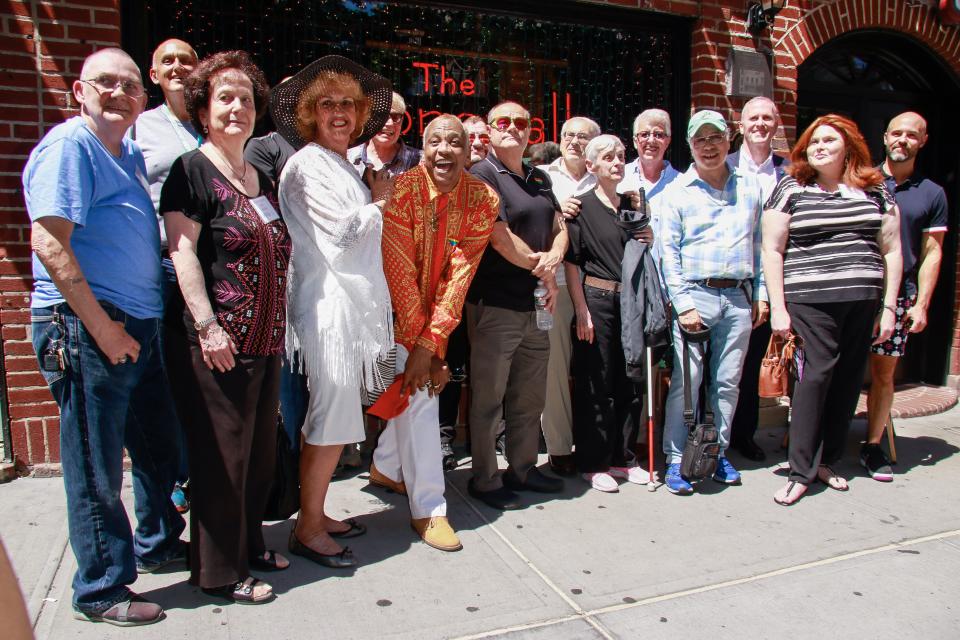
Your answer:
[658,162,766,314]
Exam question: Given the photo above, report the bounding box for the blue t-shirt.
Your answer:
[23,116,162,318]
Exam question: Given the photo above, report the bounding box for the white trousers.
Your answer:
[372,345,447,519]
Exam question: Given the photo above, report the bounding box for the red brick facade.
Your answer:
[1,0,958,469]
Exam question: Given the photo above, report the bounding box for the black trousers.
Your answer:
[438,321,468,445]
[730,320,772,445]
[572,286,641,473]
[787,299,876,484]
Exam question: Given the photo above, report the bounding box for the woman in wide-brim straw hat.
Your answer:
[274,55,394,568]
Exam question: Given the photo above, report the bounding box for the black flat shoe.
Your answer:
[467,478,522,510]
[733,439,767,462]
[202,577,274,605]
[503,467,564,493]
[287,529,357,568]
[248,550,289,572]
[328,517,366,539]
[548,454,577,477]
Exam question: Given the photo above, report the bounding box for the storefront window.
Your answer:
[130,0,687,148]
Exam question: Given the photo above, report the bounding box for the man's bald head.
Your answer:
[80,48,141,82]
[887,111,927,137]
[152,38,197,69]
[423,114,464,141]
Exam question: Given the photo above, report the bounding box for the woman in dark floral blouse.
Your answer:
[160,50,290,604]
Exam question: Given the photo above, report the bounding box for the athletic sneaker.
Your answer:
[171,483,189,514]
[860,443,894,482]
[712,457,742,485]
[664,463,693,495]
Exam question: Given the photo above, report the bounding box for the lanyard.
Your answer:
[161,103,202,153]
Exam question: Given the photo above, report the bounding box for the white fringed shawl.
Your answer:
[278,143,393,391]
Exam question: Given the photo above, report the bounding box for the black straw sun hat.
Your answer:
[269,55,393,150]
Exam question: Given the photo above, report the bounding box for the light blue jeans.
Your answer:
[663,285,752,465]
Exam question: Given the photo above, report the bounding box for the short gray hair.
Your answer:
[584,134,625,165]
[561,116,600,138]
[632,108,671,137]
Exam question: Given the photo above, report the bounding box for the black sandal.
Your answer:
[248,550,289,572]
[328,517,367,539]
[202,577,274,604]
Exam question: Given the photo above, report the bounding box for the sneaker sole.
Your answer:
[712,476,742,485]
[861,459,894,482]
[665,483,693,495]
[73,609,165,626]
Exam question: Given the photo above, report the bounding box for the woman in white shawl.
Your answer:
[272,57,394,568]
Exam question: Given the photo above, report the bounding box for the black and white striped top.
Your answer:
[766,176,895,303]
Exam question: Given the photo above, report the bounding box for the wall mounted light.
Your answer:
[746,0,787,37]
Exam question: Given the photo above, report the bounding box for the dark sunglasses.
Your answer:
[489,116,529,132]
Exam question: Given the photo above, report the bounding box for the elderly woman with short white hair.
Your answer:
[564,134,654,493]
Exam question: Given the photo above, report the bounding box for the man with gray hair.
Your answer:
[24,47,184,626]
[658,110,767,496]
[728,96,790,462]
[536,116,602,477]
[349,90,421,176]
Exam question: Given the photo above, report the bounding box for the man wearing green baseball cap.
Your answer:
[658,109,769,495]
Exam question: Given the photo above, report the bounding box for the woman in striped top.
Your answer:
[762,114,902,506]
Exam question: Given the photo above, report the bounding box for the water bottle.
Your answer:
[534,280,553,331]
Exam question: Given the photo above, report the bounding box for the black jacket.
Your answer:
[620,239,670,381]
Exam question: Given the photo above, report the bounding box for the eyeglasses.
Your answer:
[386,111,404,123]
[468,133,491,144]
[635,130,668,141]
[317,98,356,111]
[561,131,592,142]
[80,75,145,98]
[691,133,726,148]
[489,116,529,132]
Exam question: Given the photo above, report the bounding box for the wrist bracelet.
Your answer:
[194,315,217,331]
[882,305,896,314]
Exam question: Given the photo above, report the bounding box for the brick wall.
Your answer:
[0,0,120,469]
[0,0,958,469]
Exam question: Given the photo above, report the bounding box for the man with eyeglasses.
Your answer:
[24,48,184,626]
[465,101,569,509]
[727,96,790,463]
[658,110,767,496]
[128,38,199,516]
[536,116,602,477]
[348,91,421,177]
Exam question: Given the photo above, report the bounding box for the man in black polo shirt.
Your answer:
[466,101,569,509]
[864,111,948,481]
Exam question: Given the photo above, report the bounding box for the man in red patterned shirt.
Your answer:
[370,114,500,551]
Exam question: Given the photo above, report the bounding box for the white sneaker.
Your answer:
[582,472,619,493]
[609,466,652,485]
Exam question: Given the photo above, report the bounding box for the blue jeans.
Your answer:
[662,285,752,465]
[279,351,307,458]
[32,301,185,613]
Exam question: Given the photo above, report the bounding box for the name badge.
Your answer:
[249,195,280,224]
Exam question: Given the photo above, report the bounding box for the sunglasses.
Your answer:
[468,133,491,144]
[489,116,529,132]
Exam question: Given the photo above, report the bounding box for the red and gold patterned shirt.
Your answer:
[381,164,499,358]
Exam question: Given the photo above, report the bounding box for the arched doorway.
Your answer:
[798,30,960,385]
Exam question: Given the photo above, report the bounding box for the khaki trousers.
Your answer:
[542,285,574,456]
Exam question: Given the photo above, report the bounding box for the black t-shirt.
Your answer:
[467,154,560,311]
[244,131,296,185]
[564,190,631,282]
[160,149,291,356]
[881,170,949,298]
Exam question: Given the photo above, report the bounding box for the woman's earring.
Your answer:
[203,125,209,136]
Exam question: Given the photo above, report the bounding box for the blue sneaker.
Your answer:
[665,463,693,495]
[171,483,189,514]
[713,457,742,485]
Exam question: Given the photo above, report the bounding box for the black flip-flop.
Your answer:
[328,517,367,539]
[202,577,274,604]
[248,550,289,572]
[774,480,807,506]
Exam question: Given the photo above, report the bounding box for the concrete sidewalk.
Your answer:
[3,408,959,639]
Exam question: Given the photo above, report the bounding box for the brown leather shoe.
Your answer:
[369,462,407,495]
[411,516,462,552]
[73,594,165,626]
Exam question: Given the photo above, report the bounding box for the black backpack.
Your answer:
[678,327,720,480]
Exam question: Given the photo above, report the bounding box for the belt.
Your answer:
[700,278,744,289]
[584,275,621,293]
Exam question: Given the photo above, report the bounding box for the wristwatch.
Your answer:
[194,316,217,331]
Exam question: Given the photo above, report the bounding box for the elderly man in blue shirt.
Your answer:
[658,110,768,495]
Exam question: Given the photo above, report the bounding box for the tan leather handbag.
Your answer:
[758,333,799,398]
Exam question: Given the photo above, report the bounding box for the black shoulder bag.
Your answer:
[679,327,720,480]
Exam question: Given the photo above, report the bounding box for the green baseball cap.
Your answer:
[686,110,728,139]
